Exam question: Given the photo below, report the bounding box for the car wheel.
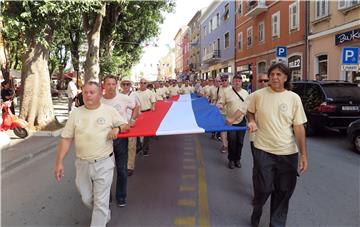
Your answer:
[353,134,360,154]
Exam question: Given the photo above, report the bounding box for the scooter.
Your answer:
[0,101,28,138]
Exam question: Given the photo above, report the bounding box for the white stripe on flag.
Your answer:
[156,95,204,135]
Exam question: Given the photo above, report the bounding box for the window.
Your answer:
[238,32,243,50]
[315,0,329,19]
[212,16,217,30]
[289,1,299,30]
[216,13,220,27]
[317,54,328,77]
[237,2,242,15]
[209,20,212,33]
[224,3,230,20]
[247,27,253,47]
[258,61,266,74]
[272,11,280,38]
[203,26,207,38]
[338,0,360,10]
[224,32,229,49]
[258,22,264,42]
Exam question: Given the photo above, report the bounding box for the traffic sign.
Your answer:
[341,64,359,71]
[341,47,359,65]
[276,46,287,58]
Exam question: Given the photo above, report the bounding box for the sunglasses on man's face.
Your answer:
[221,79,228,82]
[258,79,269,83]
[121,83,131,86]
[140,82,147,84]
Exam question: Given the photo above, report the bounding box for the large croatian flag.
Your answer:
[118,94,246,138]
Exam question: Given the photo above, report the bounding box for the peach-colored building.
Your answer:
[235,0,306,90]
[308,1,360,83]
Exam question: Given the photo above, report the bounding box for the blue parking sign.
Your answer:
[276,46,287,58]
[342,47,359,65]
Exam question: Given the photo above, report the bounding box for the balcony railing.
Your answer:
[246,0,268,17]
[203,50,221,64]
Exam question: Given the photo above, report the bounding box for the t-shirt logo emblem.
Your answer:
[97,117,106,125]
[279,103,288,112]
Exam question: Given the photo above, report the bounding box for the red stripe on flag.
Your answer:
[168,95,180,101]
[117,100,173,138]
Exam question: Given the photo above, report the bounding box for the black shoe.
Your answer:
[117,199,126,208]
[228,161,235,169]
[234,160,241,168]
[143,150,149,156]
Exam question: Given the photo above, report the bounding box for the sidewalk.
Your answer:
[1,97,68,173]
[1,135,59,173]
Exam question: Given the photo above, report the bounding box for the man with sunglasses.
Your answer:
[159,81,169,99]
[137,79,156,156]
[101,75,134,208]
[120,79,140,177]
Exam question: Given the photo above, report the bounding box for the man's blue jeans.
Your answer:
[113,138,128,202]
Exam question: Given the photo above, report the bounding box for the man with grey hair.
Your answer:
[54,81,129,226]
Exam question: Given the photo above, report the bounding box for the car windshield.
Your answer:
[322,84,360,102]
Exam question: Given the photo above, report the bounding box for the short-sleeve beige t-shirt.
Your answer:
[247,87,307,155]
[219,87,249,124]
[168,86,180,97]
[61,104,126,160]
[137,89,156,111]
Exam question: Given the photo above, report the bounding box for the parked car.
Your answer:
[347,119,360,154]
[292,80,360,136]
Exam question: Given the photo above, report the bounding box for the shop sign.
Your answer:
[288,55,301,70]
[335,29,360,45]
[237,64,251,72]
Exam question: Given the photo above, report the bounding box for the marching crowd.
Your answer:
[54,62,308,227]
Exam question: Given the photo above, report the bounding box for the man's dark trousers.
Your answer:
[113,138,128,203]
[227,120,246,162]
[251,147,298,227]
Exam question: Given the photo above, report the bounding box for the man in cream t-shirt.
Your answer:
[218,75,248,169]
[168,80,180,97]
[137,78,156,156]
[247,63,308,227]
[101,75,133,208]
[54,81,128,226]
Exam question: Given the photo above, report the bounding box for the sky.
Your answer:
[131,0,214,81]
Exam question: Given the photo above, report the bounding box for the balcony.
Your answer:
[246,0,268,18]
[203,50,221,64]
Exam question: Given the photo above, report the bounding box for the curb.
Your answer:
[1,140,58,174]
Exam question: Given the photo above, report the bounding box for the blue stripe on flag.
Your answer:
[190,94,247,132]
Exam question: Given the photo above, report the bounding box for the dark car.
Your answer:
[292,80,360,136]
[347,119,360,154]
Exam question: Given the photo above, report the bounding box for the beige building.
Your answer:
[174,26,187,78]
[187,9,204,80]
[308,1,360,83]
[158,48,176,81]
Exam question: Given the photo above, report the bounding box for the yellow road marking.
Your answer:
[179,185,196,192]
[195,135,211,227]
[174,217,195,226]
[182,174,196,179]
[177,199,196,207]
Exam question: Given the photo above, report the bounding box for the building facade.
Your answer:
[182,27,190,79]
[174,27,186,79]
[200,1,236,80]
[187,9,204,80]
[158,48,176,81]
[235,0,306,89]
[308,0,360,83]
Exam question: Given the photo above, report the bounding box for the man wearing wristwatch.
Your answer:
[101,75,134,208]
[54,81,128,226]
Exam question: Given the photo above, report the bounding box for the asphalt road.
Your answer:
[2,131,359,227]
